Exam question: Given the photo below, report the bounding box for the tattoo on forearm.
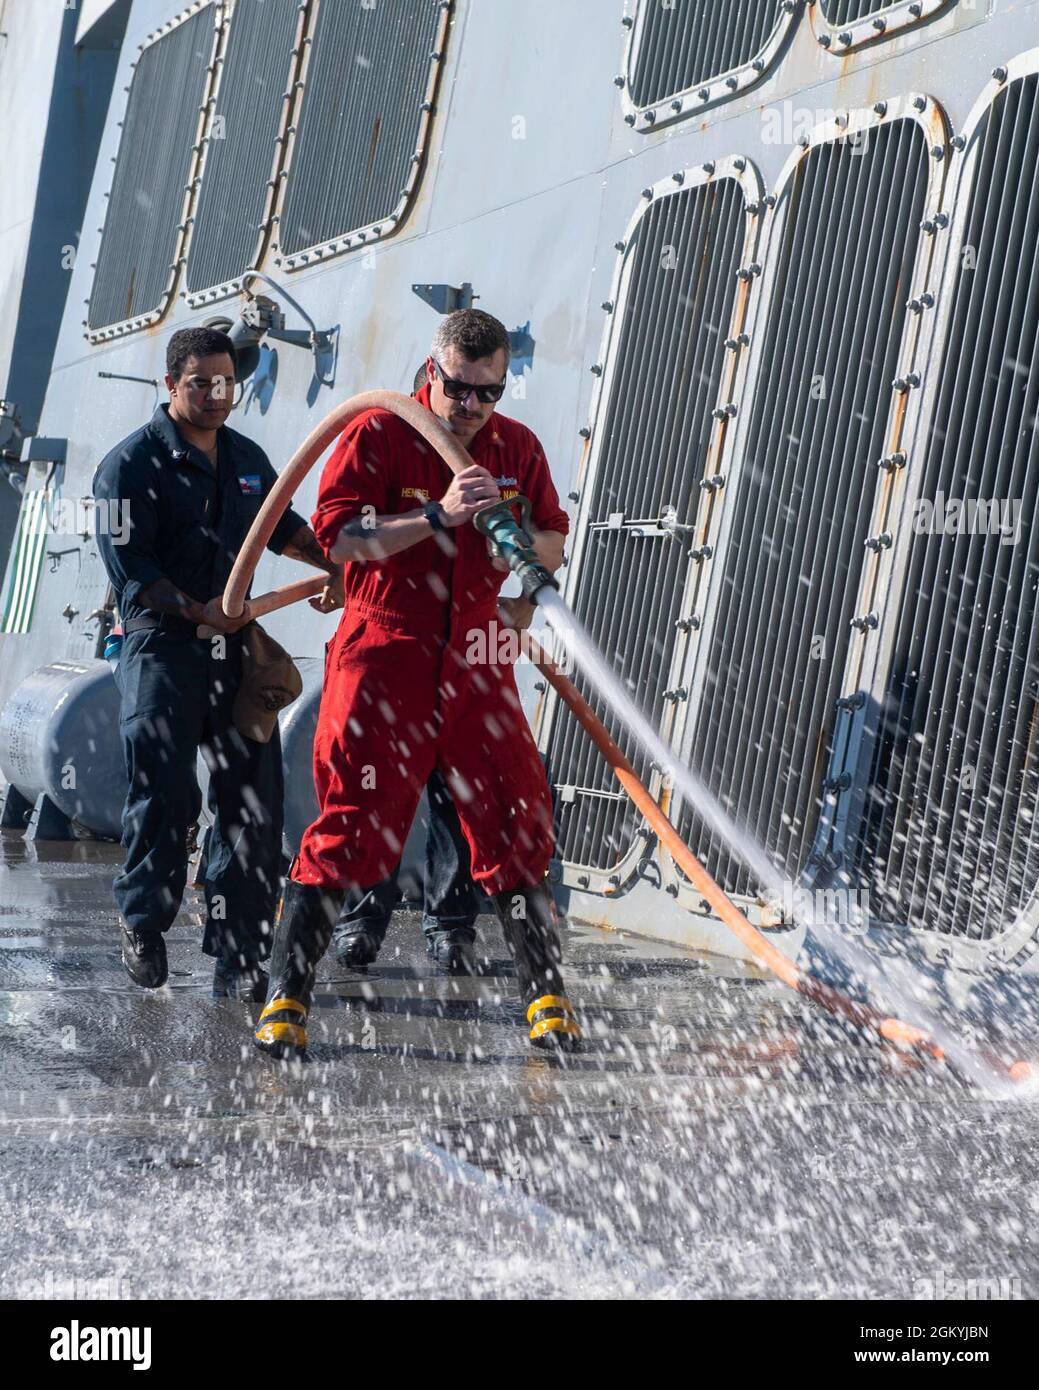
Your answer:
[332,509,454,564]
[285,526,337,574]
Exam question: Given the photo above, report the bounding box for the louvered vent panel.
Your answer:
[856,75,1039,942]
[278,0,441,257]
[676,120,929,896]
[822,0,898,20]
[629,0,787,109]
[186,0,300,295]
[88,6,214,331]
[546,180,746,873]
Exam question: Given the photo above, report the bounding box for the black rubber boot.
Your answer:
[490,884,581,1051]
[333,912,392,972]
[332,880,397,972]
[213,959,269,1001]
[334,928,381,971]
[425,925,477,977]
[254,881,344,1060]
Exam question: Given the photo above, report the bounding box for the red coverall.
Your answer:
[292,383,568,896]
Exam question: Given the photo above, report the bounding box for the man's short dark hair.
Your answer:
[167,327,237,382]
[431,309,510,367]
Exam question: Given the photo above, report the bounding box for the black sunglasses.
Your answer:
[432,358,506,404]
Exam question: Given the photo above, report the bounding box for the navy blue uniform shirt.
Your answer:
[93,404,307,626]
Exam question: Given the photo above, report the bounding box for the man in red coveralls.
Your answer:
[254,310,581,1059]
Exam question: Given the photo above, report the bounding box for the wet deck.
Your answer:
[1,836,1036,1300]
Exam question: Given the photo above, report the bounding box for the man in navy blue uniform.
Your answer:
[94,327,342,999]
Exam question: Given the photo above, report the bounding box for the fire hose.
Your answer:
[222,390,1033,1084]
[222,391,556,621]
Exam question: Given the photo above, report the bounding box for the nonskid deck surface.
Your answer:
[1,837,1036,1300]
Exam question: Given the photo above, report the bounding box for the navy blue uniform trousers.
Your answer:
[114,626,283,964]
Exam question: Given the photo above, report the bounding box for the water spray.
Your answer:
[222,390,1034,1086]
[518,633,951,1062]
[529,601,1035,1089]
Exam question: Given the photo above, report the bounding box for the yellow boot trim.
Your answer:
[259,997,308,1022]
[530,1015,582,1041]
[255,1020,307,1048]
[526,994,574,1024]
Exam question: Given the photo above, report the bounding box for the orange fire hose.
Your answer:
[223,391,470,620]
[221,391,1033,1084]
[518,633,956,1064]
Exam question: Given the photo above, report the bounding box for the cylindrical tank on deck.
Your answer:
[0,660,125,839]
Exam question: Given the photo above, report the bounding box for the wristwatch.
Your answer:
[423,500,446,533]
